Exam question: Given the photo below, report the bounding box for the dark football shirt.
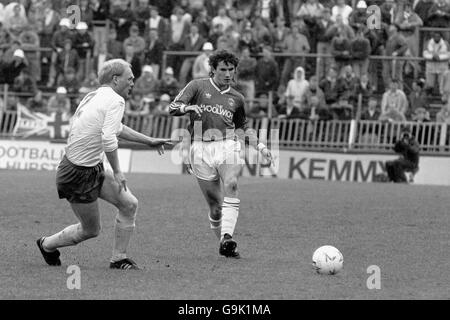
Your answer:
[170,78,249,141]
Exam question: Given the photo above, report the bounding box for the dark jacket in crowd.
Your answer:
[394,135,420,167]
[351,37,371,61]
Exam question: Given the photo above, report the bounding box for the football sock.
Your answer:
[42,224,85,252]
[209,216,222,239]
[221,197,240,239]
[111,218,135,262]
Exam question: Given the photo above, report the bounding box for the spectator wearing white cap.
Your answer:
[349,1,369,32]
[0,47,28,85]
[157,67,180,98]
[73,21,95,82]
[192,42,213,80]
[133,65,158,97]
[47,86,71,115]
[47,18,74,87]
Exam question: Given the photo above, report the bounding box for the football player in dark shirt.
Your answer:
[170,50,273,258]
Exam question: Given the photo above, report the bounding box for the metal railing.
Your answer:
[2,110,449,154]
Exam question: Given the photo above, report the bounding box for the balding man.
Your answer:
[37,59,172,270]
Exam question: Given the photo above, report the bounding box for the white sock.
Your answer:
[221,197,240,239]
[42,224,84,252]
[209,216,222,239]
[111,219,134,262]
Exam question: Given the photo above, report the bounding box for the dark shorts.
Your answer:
[56,156,105,204]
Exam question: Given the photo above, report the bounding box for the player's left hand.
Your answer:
[146,138,173,155]
[114,171,127,193]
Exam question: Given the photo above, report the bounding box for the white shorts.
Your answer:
[189,139,245,181]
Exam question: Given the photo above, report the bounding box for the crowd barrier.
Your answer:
[2,109,449,154]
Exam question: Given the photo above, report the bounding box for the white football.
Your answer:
[312,245,344,275]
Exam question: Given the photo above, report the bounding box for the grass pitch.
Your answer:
[0,170,449,299]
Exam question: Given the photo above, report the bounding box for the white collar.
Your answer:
[210,78,231,94]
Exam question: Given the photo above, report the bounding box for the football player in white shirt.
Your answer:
[37,59,172,270]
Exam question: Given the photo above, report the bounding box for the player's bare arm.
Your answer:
[119,125,173,155]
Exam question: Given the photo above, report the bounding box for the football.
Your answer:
[312,245,344,275]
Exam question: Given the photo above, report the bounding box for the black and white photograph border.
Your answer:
[0,0,449,308]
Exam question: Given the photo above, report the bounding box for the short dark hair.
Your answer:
[209,50,239,77]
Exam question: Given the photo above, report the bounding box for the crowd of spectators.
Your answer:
[1,0,450,125]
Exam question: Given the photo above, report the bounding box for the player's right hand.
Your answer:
[185,105,203,116]
[114,171,127,193]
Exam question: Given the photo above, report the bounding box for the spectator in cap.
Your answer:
[133,65,158,97]
[157,67,180,98]
[192,42,213,80]
[348,1,368,33]
[47,18,74,87]
[47,86,71,115]
[123,23,146,58]
[143,28,165,79]
[0,47,28,85]
[73,21,95,82]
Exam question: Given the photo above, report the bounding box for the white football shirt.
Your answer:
[65,86,125,167]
